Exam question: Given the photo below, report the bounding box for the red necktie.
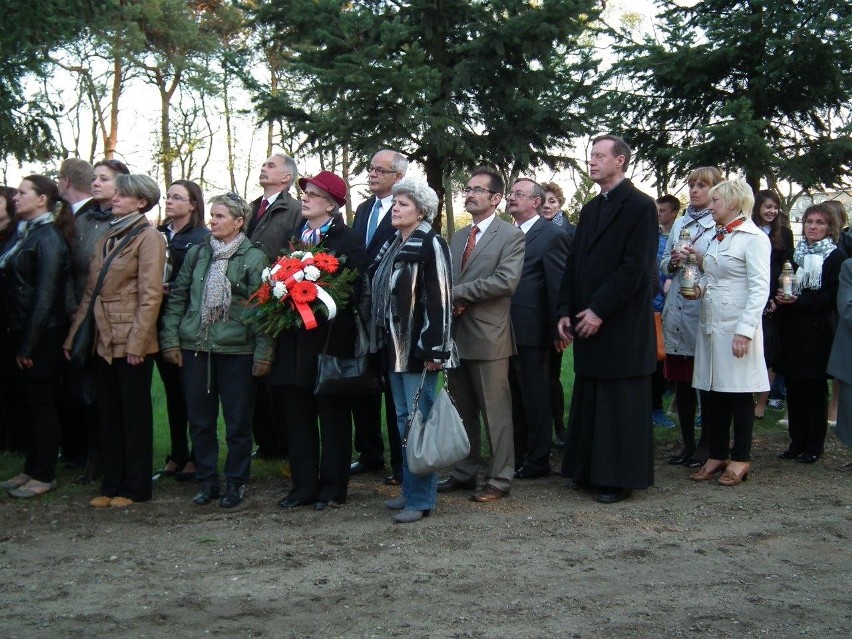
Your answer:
[256,198,270,222]
[461,225,479,269]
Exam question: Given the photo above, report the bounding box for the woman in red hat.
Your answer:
[269,171,368,511]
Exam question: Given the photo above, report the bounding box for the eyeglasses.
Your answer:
[461,186,498,196]
[506,191,533,199]
[302,189,327,199]
[367,166,398,176]
[163,194,189,202]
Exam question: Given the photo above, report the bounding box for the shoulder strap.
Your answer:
[84,224,147,314]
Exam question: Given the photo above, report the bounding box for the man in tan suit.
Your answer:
[438,166,525,502]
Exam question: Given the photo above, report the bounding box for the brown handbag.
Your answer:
[654,311,665,362]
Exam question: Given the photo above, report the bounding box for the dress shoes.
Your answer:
[90,495,113,508]
[220,483,244,508]
[690,459,728,481]
[0,473,31,490]
[9,479,56,498]
[718,461,750,486]
[384,496,406,510]
[470,484,507,503]
[393,509,430,523]
[279,497,312,509]
[193,486,220,505]
[349,461,384,475]
[384,473,402,486]
[109,496,135,508]
[596,488,632,504]
[436,476,477,493]
[795,454,819,464]
[514,466,551,479]
[777,449,799,460]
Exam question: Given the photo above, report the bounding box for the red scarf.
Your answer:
[714,216,746,242]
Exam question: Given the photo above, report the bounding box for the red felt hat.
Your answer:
[298,171,348,207]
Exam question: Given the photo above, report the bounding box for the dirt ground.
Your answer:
[1,428,850,639]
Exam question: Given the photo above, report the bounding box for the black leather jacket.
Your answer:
[158,222,211,284]
[2,223,69,357]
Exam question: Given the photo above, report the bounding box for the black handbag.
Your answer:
[314,311,382,395]
[69,225,147,370]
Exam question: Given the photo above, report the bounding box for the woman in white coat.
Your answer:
[690,179,770,486]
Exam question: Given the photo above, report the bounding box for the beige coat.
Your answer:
[692,219,771,393]
[65,218,166,363]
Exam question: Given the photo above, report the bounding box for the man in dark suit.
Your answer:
[248,153,302,262]
[557,135,658,504]
[438,166,525,502]
[506,178,570,479]
[248,152,302,460]
[349,149,408,483]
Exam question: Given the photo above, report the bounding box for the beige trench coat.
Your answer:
[692,219,771,393]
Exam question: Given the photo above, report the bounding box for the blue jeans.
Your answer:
[389,370,438,511]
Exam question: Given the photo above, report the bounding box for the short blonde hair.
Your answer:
[709,179,754,217]
[687,166,723,188]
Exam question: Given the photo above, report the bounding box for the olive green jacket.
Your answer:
[159,236,273,362]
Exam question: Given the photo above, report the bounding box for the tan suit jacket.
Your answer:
[450,217,525,359]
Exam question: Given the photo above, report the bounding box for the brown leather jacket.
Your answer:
[65,217,166,363]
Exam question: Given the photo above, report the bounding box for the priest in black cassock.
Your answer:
[556,135,658,504]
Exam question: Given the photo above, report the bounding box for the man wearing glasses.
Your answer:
[349,150,408,484]
[505,179,570,480]
[438,166,525,502]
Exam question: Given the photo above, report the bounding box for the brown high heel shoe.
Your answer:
[690,459,727,481]
[718,461,750,486]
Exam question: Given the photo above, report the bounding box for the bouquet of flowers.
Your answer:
[245,245,358,337]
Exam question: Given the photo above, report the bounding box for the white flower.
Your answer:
[303,265,321,281]
[291,251,305,259]
[261,267,271,282]
[272,282,288,299]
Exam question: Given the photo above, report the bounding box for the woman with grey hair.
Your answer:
[160,192,272,508]
[368,176,456,523]
[64,173,166,507]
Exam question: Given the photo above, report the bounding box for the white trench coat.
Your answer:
[692,219,771,393]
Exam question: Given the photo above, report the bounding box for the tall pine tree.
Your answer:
[610,0,852,193]
[246,0,604,221]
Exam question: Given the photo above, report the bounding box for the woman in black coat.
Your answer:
[774,204,844,463]
[156,179,210,479]
[752,190,794,419]
[270,171,366,511]
[0,176,74,498]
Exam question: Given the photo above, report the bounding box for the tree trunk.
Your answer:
[223,63,236,191]
[424,154,445,233]
[342,144,353,223]
[443,175,455,241]
[106,55,121,159]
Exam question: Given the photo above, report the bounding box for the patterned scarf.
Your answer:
[686,203,712,222]
[300,218,334,246]
[368,232,406,353]
[792,237,835,293]
[200,233,245,335]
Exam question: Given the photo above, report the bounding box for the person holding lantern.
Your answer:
[270,171,367,511]
[659,167,723,466]
[772,203,844,464]
[159,193,272,508]
[689,179,770,487]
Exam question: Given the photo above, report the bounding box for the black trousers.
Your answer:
[181,351,256,488]
[651,360,665,411]
[675,380,704,454]
[351,366,400,473]
[155,353,193,467]
[275,384,353,504]
[701,390,753,462]
[785,378,828,457]
[22,377,62,483]
[510,345,553,471]
[252,382,287,458]
[96,356,155,502]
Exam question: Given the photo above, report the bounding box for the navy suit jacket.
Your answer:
[511,217,570,348]
[352,195,397,264]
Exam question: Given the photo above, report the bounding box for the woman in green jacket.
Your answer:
[159,193,272,509]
